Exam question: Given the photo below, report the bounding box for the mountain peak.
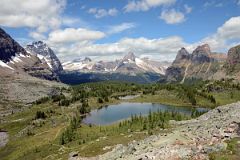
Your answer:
[83,57,92,62]
[123,52,136,61]
[32,41,45,46]
[191,44,212,63]
[0,27,27,63]
[27,41,48,51]
[193,44,211,55]
[72,57,92,63]
[178,47,190,57]
[226,44,240,72]
[173,47,190,65]
[26,41,63,73]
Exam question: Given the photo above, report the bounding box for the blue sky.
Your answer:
[1,0,240,62]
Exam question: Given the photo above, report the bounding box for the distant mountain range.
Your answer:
[0,27,169,84]
[63,52,170,75]
[60,52,171,84]
[1,27,240,85]
[165,44,240,83]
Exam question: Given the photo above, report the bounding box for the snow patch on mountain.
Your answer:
[12,56,23,63]
[0,60,14,70]
[26,41,63,73]
[63,57,95,71]
[63,53,171,75]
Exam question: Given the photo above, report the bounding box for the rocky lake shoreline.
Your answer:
[70,102,240,160]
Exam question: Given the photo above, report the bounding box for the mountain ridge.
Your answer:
[0,28,66,105]
[26,41,63,74]
[63,52,170,75]
[165,44,224,82]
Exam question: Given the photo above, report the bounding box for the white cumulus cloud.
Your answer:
[88,8,118,18]
[48,28,106,44]
[51,35,187,62]
[0,0,66,32]
[200,16,240,50]
[124,0,176,12]
[184,4,192,14]
[159,9,185,24]
[52,16,240,62]
[29,32,46,40]
[107,23,137,34]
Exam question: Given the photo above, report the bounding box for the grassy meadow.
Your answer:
[1,79,240,159]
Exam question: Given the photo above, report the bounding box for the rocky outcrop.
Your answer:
[0,28,27,63]
[210,52,227,63]
[72,102,240,160]
[191,44,212,64]
[165,48,190,82]
[82,57,92,63]
[26,41,63,74]
[166,44,225,82]
[210,44,240,81]
[225,44,240,73]
[165,66,184,82]
[122,52,136,62]
[173,47,190,65]
[0,131,8,148]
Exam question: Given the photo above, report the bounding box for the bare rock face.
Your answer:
[211,44,240,81]
[165,44,224,82]
[0,28,58,81]
[26,41,63,74]
[165,66,184,82]
[0,28,28,63]
[122,52,136,62]
[225,44,240,73]
[173,47,190,65]
[191,44,212,64]
[0,131,8,148]
[165,47,191,82]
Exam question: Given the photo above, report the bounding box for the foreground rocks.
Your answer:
[0,131,8,148]
[72,102,240,160]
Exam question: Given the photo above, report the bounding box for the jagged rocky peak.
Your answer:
[32,41,47,48]
[174,47,190,63]
[26,41,51,56]
[72,57,92,63]
[26,41,63,73]
[83,57,92,63]
[225,44,240,71]
[193,44,211,55]
[0,27,28,63]
[123,52,136,61]
[192,44,212,63]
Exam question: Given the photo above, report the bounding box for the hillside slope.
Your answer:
[0,28,66,110]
